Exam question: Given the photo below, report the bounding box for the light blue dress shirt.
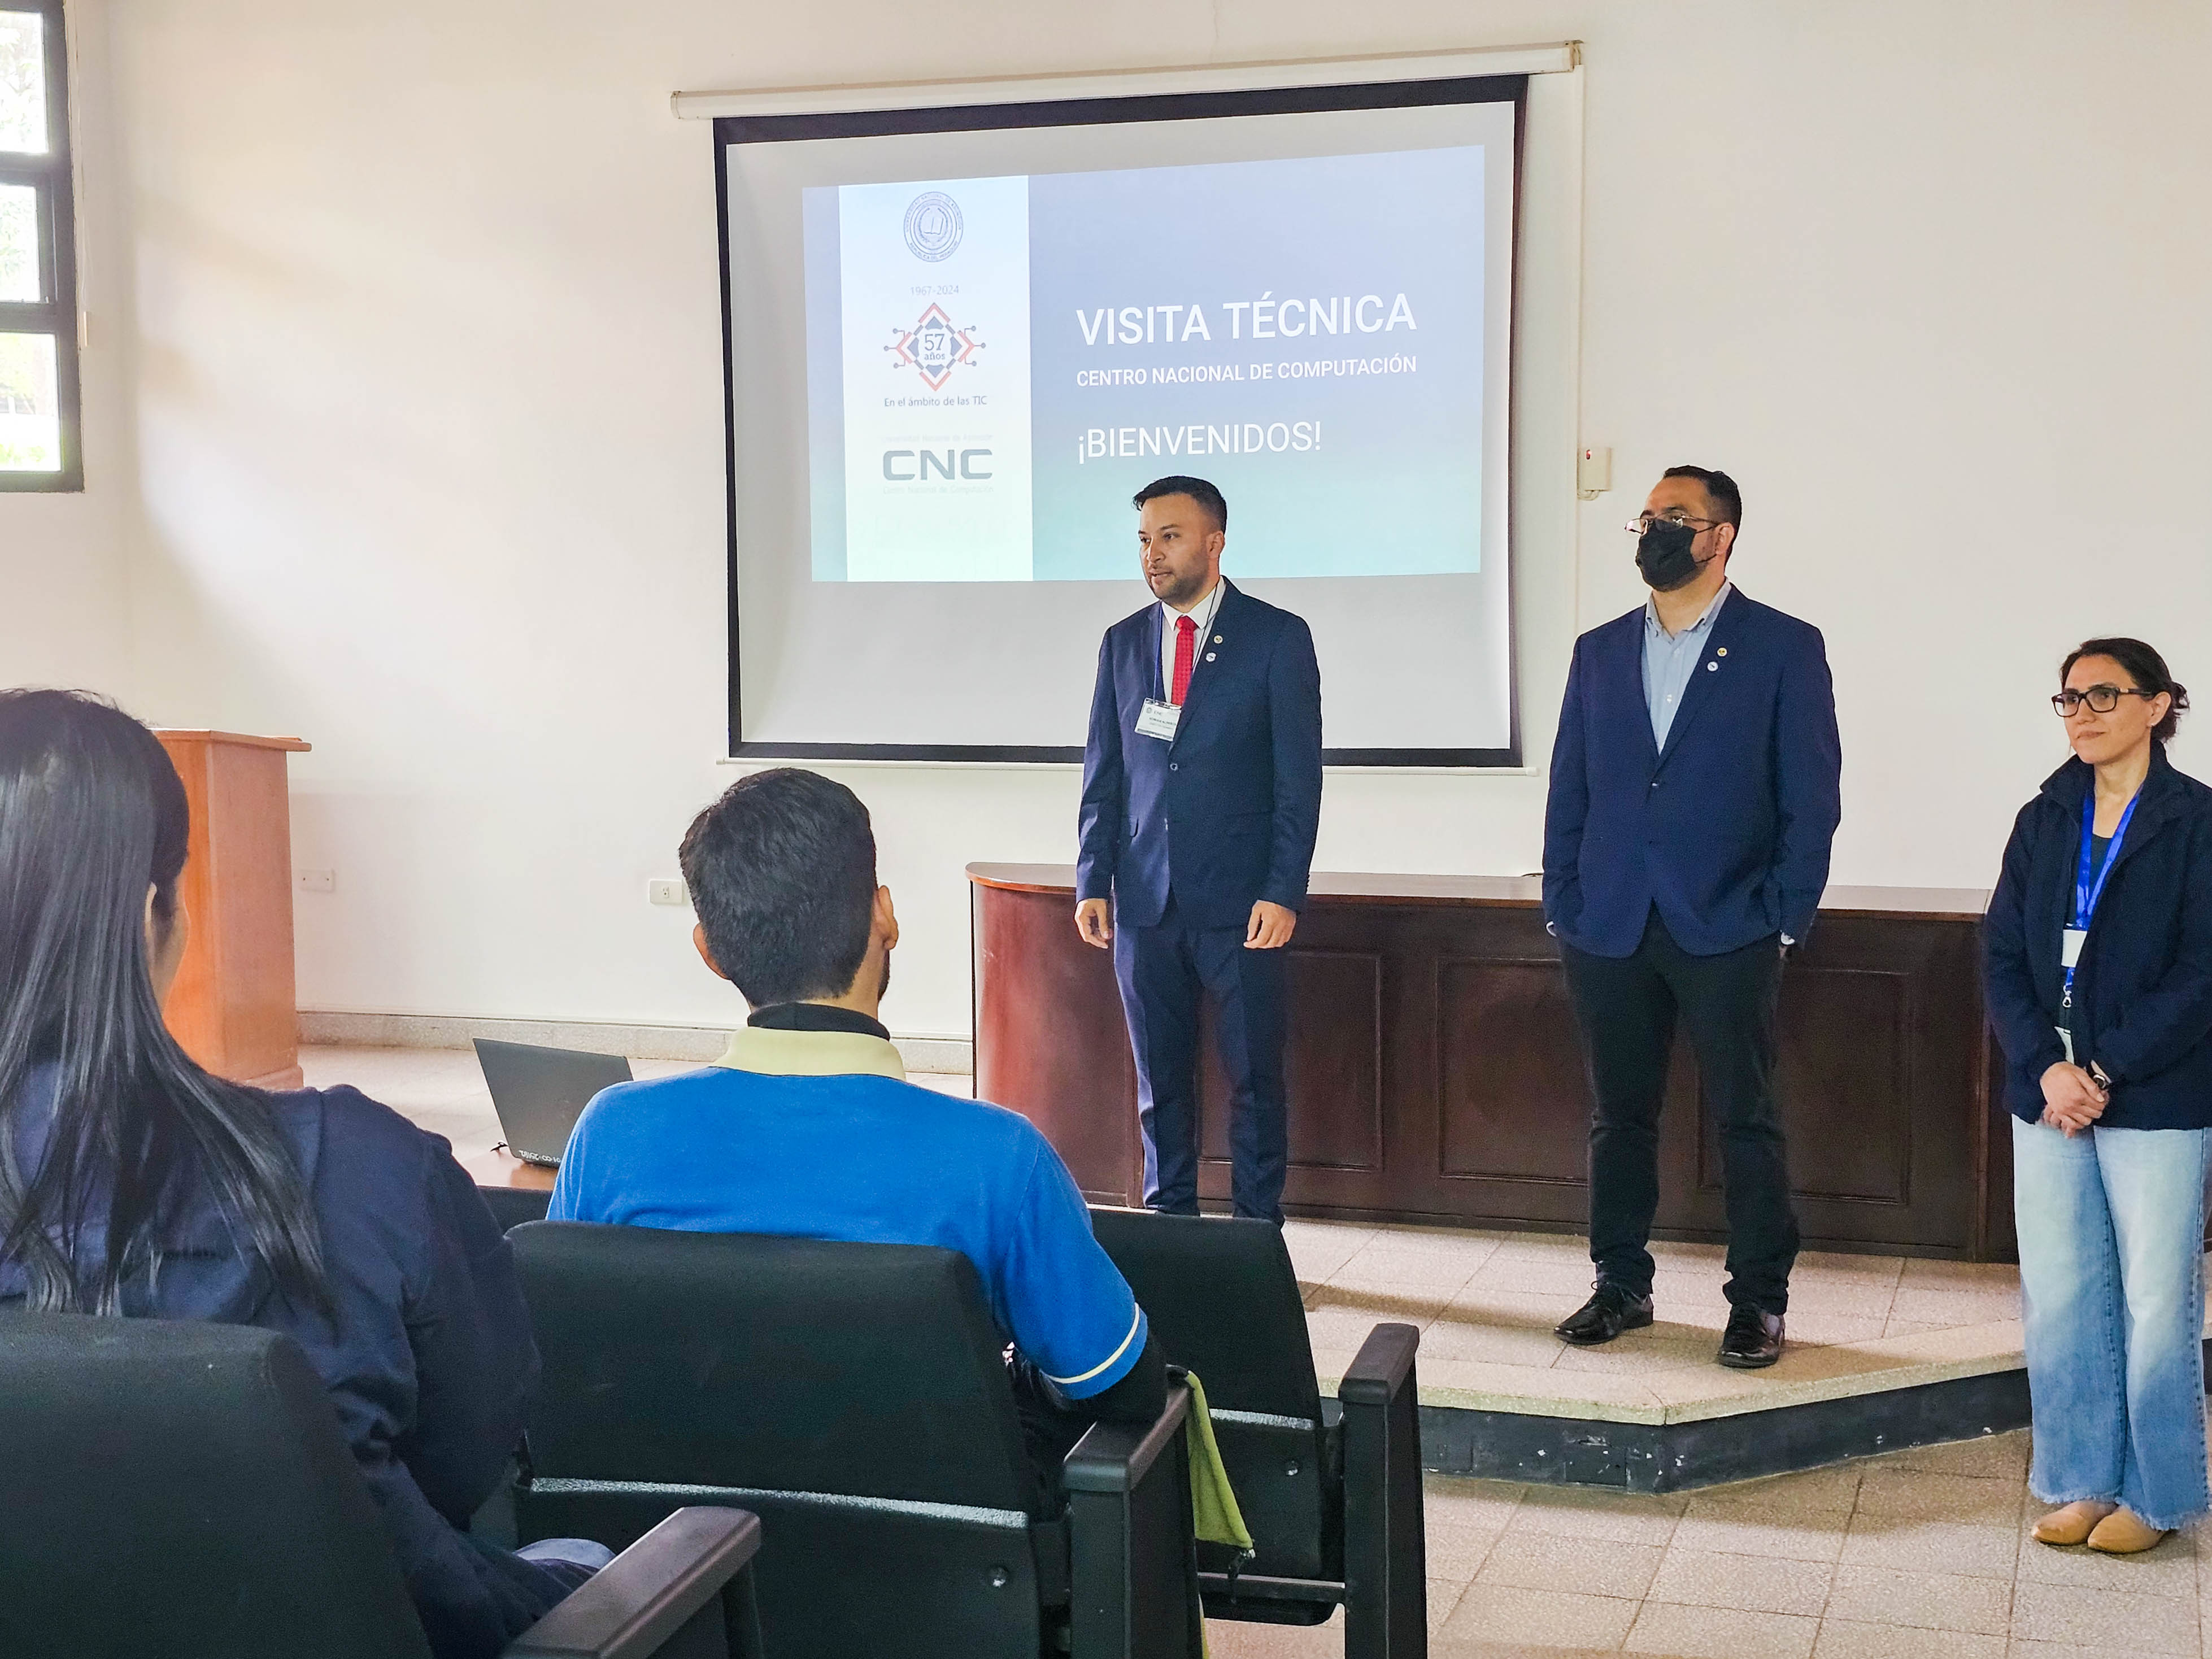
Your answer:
[1641,582,1732,750]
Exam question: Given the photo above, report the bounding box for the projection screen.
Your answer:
[719,75,1522,764]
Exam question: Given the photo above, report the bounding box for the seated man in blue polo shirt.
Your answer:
[549,767,1163,1466]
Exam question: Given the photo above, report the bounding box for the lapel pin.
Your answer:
[1205,652,1216,662]
[1706,661,1718,672]
[1717,647,1728,656]
[1213,635,1223,644]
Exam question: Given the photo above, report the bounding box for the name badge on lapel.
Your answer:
[1135,699,1182,742]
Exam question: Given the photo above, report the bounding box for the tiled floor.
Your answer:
[303,1044,2212,1657]
[296,1041,976,1156]
[1210,1433,2212,1659]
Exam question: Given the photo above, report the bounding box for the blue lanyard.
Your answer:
[2064,790,2139,1006]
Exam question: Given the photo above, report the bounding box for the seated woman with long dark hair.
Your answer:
[0,690,604,1657]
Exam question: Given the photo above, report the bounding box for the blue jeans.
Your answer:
[2013,1116,2211,1529]
[516,1536,616,1589]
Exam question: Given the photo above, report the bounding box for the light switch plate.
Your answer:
[296,869,335,894]
[648,879,689,907]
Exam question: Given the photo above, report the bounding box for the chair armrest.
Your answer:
[1338,1324,1424,1659]
[1339,1321,1418,1405]
[503,1506,763,1659]
[1063,1381,1191,1494]
[1064,1383,1203,1658]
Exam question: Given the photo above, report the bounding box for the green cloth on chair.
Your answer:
[1180,1370,1253,1552]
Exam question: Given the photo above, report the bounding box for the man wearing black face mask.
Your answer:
[1542,465,1841,1369]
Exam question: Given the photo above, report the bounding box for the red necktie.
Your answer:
[1170,614,1197,706]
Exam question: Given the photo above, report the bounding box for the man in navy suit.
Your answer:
[1543,466,1841,1368]
[1076,476,1323,1226]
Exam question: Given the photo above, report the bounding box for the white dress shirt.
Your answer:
[1157,579,1226,705]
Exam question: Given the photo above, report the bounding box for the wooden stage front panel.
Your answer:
[970,866,2012,1261]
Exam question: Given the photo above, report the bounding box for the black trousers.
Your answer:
[1559,911,1799,1313]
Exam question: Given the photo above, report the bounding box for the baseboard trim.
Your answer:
[297,1009,974,1077]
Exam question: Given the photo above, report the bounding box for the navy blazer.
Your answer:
[1077,580,1323,931]
[1543,590,1843,959]
[1983,747,2212,1131]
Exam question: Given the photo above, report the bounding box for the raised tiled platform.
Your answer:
[1285,1218,2036,1491]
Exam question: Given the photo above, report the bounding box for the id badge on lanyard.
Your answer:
[1135,699,1181,741]
[2057,790,2139,1058]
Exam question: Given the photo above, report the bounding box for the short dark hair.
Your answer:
[2062,637,2190,744]
[678,768,877,1005]
[1133,475,1226,534]
[1662,465,1743,534]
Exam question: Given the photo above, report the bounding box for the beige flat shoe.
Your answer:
[2032,1500,2117,1545]
[2087,1508,2170,1553]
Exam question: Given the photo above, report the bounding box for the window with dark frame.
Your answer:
[0,2,77,490]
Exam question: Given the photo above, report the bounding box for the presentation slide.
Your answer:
[804,147,1482,586]
[721,92,1519,761]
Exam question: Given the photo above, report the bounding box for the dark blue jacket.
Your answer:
[1077,580,1323,930]
[1543,590,1843,958]
[1,1070,571,1659]
[1983,748,2212,1130]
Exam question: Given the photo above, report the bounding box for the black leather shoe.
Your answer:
[1554,1282,1655,1347]
[1718,1305,1785,1368]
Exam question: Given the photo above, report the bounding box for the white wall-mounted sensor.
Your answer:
[1577,446,1612,500]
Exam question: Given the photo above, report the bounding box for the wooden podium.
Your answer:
[155,731,311,1091]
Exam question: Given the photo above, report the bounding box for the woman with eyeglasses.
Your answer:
[1985,638,2212,1555]
[0,690,608,1656]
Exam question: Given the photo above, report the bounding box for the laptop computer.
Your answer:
[474,1038,634,1166]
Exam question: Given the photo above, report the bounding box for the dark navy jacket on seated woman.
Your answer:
[1544,590,1843,958]
[1984,746,2212,1130]
[0,1066,573,1659]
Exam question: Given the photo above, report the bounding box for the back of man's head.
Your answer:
[680,768,877,1007]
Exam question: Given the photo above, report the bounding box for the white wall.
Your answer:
[98,0,2212,1042]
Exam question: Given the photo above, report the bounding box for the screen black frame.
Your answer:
[717,72,1528,767]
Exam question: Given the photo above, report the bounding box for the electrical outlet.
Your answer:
[296,869,336,894]
[647,879,689,907]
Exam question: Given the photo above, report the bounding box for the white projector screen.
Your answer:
[719,76,1522,764]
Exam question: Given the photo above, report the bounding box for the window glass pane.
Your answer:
[0,182,36,299]
[0,12,43,154]
[0,331,59,469]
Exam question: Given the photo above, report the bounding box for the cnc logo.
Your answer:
[902,191,963,262]
[886,303,983,391]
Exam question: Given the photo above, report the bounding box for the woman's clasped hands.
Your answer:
[2040,1061,2108,1136]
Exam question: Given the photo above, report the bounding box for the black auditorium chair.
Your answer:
[478,1182,554,1232]
[1090,1207,1426,1659]
[0,1312,765,1659]
[508,1220,1204,1659]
